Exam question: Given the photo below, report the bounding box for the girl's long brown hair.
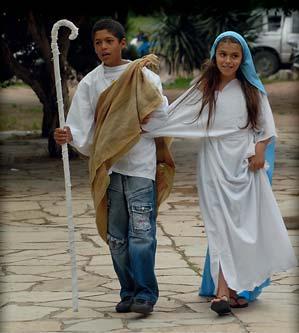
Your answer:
[194,38,260,130]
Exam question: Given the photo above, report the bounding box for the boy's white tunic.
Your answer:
[147,79,297,293]
[66,62,168,181]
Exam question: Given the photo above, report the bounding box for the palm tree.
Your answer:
[150,10,263,75]
[151,14,207,75]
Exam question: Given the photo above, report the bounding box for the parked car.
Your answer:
[288,39,299,70]
[251,9,299,77]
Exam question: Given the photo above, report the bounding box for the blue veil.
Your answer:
[199,31,276,301]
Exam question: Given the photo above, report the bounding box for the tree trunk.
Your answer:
[1,11,81,157]
[42,101,58,138]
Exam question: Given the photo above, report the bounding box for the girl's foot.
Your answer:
[229,295,249,308]
[210,295,231,315]
[229,290,249,308]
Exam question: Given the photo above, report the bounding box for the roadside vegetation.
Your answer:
[1,73,298,133]
[0,105,42,131]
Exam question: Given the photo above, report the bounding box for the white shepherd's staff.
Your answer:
[51,19,79,312]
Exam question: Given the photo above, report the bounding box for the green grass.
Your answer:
[0,80,29,88]
[261,77,299,84]
[0,105,42,131]
[0,83,43,131]
[163,77,193,89]
[163,75,298,89]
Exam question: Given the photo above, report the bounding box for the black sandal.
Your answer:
[229,295,249,308]
[210,295,231,316]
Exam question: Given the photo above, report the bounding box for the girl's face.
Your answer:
[215,40,243,80]
[93,29,126,67]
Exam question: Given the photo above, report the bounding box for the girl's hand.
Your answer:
[248,140,269,172]
[54,126,73,145]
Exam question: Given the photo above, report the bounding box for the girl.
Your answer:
[144,31,297,315]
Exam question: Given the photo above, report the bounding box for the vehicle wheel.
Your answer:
[253,50,280,77]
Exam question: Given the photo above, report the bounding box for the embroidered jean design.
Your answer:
[107,234,127,255]
[131,204,152,233]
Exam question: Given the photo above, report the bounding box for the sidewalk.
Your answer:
[0,129,298,333]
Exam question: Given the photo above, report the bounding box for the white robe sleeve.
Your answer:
[66,80,95,156]
[254,93,278,143]
[141,68,169,132]
[142,86,204,138]
[143,86,240,138]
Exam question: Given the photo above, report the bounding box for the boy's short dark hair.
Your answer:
[91,18,125,42]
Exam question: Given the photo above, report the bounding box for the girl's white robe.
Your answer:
[145,79,297,293]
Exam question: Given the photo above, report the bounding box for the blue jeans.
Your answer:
[107,172,158,304]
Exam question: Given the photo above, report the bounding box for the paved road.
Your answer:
[0,82,298,332]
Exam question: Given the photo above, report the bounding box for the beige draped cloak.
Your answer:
[89,55,175,242]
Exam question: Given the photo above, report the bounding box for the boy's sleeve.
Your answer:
[66,81,94,156]
[141,68,169,132]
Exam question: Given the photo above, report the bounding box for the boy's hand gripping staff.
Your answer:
[51,19,79,312]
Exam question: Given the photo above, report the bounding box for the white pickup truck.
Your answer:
[251,9,299,77]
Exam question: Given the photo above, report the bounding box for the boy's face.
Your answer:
[93,29,126,67]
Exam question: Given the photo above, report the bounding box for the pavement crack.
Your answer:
[158,222,201,275]
[81,233,101,249]
[231,313,251,333]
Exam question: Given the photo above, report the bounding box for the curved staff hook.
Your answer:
[51,19,79,312]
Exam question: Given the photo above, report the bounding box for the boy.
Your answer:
[54,19,170,314]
